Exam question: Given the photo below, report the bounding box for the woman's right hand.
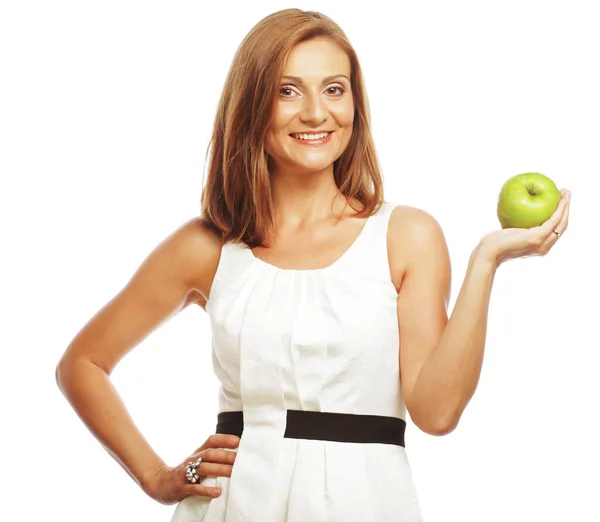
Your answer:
[143,434,241,505]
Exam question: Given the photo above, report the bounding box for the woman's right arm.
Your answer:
[55,217,224,498]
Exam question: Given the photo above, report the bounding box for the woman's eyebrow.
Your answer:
[280,74,350,84]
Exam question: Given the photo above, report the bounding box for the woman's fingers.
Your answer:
[196,448,237,478]
[208,434,241,448]
[556,192,571,234]
[184,483,223,499]
[195,434,240,453]
[538,190,571,254]
[171,434,241,501]
[205,448,237,465]
[145,435,240,504]
[195,463,234,479]
[539,189,570,238]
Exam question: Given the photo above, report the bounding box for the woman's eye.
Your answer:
[279,85,345,98]
[327,86,345,95]
[280,87,296,97]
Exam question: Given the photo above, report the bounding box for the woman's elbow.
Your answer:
[411,409,460,436]
[55,354,92,392]
[55,356,74,391]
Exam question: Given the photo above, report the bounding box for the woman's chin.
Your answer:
[289,158,336,173]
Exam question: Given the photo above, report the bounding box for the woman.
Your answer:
[56,8,571,522]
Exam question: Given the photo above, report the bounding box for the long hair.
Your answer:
[200,8,384,248]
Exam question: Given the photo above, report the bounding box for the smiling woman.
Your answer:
[265,39,355,177]
[200,10,384,251]
[55,6,571,522]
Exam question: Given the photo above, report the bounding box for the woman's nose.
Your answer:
[300,92,327,124]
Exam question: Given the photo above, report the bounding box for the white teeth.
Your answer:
[292,132,330,140]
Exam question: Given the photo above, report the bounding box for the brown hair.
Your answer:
[200,8,384,248]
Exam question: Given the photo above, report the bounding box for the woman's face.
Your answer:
[265,37,354,176]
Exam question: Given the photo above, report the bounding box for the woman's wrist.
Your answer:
[471,239,500,272]
[128,451,168,493]
[139,463,169,495]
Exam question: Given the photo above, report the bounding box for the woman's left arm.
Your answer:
[395,190,571,436]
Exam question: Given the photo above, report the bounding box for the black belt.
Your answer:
[216,410,406,447]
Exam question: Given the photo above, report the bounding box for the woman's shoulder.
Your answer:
[177,216,224,251]
[386,204,448,290]
[164,217,224,308]
[388,204,445,241]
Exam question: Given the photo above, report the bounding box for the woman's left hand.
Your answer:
[478,188,571,267]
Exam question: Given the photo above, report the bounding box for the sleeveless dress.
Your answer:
[170,201,424,521]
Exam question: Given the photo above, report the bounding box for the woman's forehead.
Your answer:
[281,38,351,80]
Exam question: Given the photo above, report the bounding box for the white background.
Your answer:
[1,1,599,520]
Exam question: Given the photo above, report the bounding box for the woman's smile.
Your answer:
[289,130,334,145]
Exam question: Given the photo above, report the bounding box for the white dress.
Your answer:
[171,201,423,521]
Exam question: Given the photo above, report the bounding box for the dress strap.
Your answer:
[344,200,398,283]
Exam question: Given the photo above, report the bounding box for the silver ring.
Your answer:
[553,229,561,238]
[185,457,204,484]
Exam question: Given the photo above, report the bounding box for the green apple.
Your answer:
[497,172,561,229]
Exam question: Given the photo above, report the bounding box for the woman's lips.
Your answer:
[289,131,333,145]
